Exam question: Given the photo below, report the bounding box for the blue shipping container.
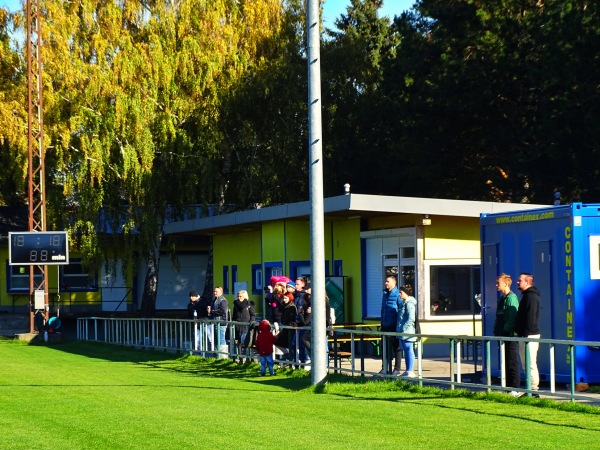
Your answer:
[480,203,600,383]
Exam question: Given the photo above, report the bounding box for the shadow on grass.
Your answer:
[27,340,313,391]
[24,340,600,415]
[26,339,183,363]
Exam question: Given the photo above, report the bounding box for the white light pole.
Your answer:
[307,0,327,385]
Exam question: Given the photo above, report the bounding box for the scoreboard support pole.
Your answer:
[29,265,48,333]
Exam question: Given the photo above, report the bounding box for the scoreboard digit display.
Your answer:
[9,231,69,265]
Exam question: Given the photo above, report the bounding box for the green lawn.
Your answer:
[1,340,599,449]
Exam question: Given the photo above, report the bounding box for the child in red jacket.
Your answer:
[255,320,279,376]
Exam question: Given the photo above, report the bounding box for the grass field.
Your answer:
[1,339,600,449]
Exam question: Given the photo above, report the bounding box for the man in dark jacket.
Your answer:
[294,277,309,364]
[211,286,229,346]
[380,276,401,375]
[515,273,541,395]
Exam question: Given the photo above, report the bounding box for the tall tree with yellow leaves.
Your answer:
[33,0,285,315]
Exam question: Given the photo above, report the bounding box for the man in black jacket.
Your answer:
[515,273,541,395]
[210,286,229,346]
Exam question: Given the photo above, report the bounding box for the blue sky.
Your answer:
[1,0,18,12]
[323,0,414,26]
[1,0,414,22]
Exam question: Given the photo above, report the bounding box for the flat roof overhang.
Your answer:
[163,194,550,236]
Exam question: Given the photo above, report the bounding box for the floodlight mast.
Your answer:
[26,0,49,333]
[307,0,327,386]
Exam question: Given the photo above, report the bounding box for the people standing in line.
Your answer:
[380,276,401,375]
[493,274,520,395]
[294,277,307,309]
[284,281,300,363]
[515,272,541,397]
[397,286,417,377]
[299,288,331,368]
[294,277,309,365]
[255,320,279,376]
[278,288,298,362]
[232,290,255,363]
[197,294,211,319]
[298,293,312,358]
[265,283,285,324]
[210,286,229,346]
[197,294,213,348]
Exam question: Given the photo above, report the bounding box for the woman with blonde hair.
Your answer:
[233,290,255,363]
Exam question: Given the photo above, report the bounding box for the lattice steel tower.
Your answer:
[26,0,48,333]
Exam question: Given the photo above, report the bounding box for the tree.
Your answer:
[321,0,400,197]
[0,7,27,206]
[216,0,309,208]
[36,0,287,315]
[381,0,600,203]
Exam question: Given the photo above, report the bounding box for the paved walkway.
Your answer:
[325,353,600,406]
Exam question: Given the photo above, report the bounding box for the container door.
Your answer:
[533,240,553,380]
[482,244,499,337]
[482,244,500,376]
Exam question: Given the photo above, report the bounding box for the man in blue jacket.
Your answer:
[380,276,401,375]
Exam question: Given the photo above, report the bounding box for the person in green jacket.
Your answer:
[494,273,520,395]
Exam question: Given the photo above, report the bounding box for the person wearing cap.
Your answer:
[286,281,296,295]
[187,290,201,350]
[187,290,201,320]
[397,286,417,377]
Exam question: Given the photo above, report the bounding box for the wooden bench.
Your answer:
[328,350,352,360]
[328,325,383,368]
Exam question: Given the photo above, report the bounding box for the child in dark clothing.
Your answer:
[255,320,279,376]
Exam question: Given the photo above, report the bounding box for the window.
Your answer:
[383,254,398,279]
[289,260,311,282]
[333,260,343,276]
[264,261,283,284]
[401,247,415,259]
[61,260,98,291]
[590,236,600,279]
[7,263,42,292]
[232,265,238,286]
[426,261,481,317]
[223,266,229,294]
[399,265,415,296]
[251,264,263,294]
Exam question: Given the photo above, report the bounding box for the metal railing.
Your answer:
[76,317,600,403]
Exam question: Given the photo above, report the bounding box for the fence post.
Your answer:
[485,340,491,393]
[450,339,455,390]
